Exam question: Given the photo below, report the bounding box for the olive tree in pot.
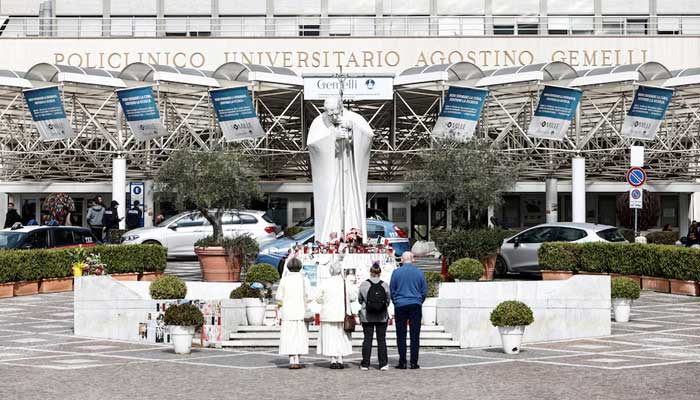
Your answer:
[422,272,444,326]
[164,304,205,354]
[448,258,484,282]
[245,263,281,288]
[611,277,641,322]
[490,300,534,354]
[230,283,270,326]
[155,149,261,282]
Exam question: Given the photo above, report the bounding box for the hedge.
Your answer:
[645,231,679,245]
[538,242,700,281]
[0,244,167,283]
[433,228,511,264]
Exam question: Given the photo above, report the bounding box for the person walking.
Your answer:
[358,262,390,371]
[3,202,22,228]
[390,251,427,370]
[86,197,106,243]
[276,257,310,370]
[316,263,357,369]
[126,200,143,230]
[101,200,121,243]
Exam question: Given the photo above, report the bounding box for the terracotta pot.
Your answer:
[39,277,74,293]
[541,270,574,280]
[14,281,39,296]
[480,255,496,281]
[195,247,241,282]
[139,272,165,281]
[579,272,608,275]
[669,279,700,296]
[110,273,139,281]
[0,282,13,298]
[611,274,642,286]
[641,276,671,293]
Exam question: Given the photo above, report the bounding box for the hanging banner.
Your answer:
[527,85,582,141]
[23,86,75,142]
[116,86,168,141]
[210,86,265,141]
[432,86,488,142]
[621,85,674,141]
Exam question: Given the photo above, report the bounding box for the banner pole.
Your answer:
[634,208,638,237]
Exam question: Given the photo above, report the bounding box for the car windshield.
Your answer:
[0,231,26,249]
[596,228,627,242]
[157,214,183,227]
[291,229,313,241]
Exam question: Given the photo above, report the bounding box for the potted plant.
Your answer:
[0,252,15,298]
[139,244,168,281]
[13,251,41,296]
[422,272,444,326]
[155,149,261,282]
[39,249,74,293]
[538,242,580,280]
[194,234,259,282]
[149,275,187,300]
[245,263,280,288]
[448,258,484,282]
[490,300,534,354]
[164,303,204,354]
[230,283,269,326]
[611,277,641,322]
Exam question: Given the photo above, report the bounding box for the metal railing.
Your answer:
[1,15,700,38]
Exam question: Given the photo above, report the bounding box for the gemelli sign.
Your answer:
[432,86,488,142]
[527,86,582,141]
[621,85,674,141]
[23,86,74,142]
[116,86,168,141]
[303,76,393,100]
[209,86,265,141]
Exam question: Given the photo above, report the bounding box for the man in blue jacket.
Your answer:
[390,251,428,369]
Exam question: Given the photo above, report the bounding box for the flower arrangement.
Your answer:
[83,253,106,276]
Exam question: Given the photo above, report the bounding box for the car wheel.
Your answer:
[495,256,508,277]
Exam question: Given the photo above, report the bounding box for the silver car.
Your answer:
[496,222,626,275]
[121,210,279,257]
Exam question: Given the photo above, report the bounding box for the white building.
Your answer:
[1,0,700,238]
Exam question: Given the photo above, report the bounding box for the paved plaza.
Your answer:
[0,290,699,399]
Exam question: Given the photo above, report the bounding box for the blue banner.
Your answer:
[527,85,582,141]
[116,86,167,141]
[23,86,74,141]
[432,86,488,142]
[621,85,674,141]
[210,86,265,141]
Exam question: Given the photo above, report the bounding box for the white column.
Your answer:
[545,178,558,223]
[112,157,127,229]
[144,180,155,228]
[487,205,495,228]
[679,192,689,235]
[572,158,586,223]
[0,192,8,228]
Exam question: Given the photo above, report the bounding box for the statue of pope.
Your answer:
[307,97,374,244]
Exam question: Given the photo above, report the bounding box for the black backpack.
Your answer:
[365,280,387,314]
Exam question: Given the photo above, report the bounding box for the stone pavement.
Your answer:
[0,291,699,400]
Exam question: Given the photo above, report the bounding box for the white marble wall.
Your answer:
[436,275,611,348]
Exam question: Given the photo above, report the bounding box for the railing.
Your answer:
[1,16,700,38]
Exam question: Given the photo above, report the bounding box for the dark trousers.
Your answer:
[361,322,388,368]
[395,304,422,366]
[89,226,104,243]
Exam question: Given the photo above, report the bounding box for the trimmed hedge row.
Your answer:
[539,242,700,281]
[0,244,167,283]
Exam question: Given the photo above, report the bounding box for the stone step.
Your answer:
[220,338,461,348]
[229,331,454,340]
[235,325,447,332]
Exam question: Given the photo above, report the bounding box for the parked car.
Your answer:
[292,208,389,229]
[257,220,410,272]
[121,210,280,258]
[496,222,626,275]
[0,225,96,250]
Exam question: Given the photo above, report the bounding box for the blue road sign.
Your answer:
[627,167,647,187]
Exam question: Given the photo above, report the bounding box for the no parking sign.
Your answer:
[629,188,643,209]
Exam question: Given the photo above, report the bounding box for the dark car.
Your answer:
[0,226,97,250]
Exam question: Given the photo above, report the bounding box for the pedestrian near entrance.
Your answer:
[358,262,390,371]
[316,263,357,369]
[86,197,105,243]
[101,201,121,243]
[390,251,427,370]
[3,202,22,228]
[126,200,143,230]
[276,258,310,370]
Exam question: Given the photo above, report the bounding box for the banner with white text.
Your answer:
[621,85,674,141]
[23,86,75,142]
[116,86,168,141]
[210,86,265,141]
[432,86,488,142]
[527,85,582,141]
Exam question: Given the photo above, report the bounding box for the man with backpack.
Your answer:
[357,262,391,371]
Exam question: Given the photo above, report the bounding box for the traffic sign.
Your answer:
[626,167,647,187]
[629,188,643,209]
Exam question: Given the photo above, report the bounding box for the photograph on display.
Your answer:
[303,262,319,287]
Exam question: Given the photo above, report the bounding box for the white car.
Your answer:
[496,222,627,275]
[121,210,280,257]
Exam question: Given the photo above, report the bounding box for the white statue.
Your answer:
[307,97,374,244]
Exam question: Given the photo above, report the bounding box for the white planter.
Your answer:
[422,297,438,325]
[169,325,196,354]
[498,326,525,354]
[612,298,632,322]
[244,297,266,326]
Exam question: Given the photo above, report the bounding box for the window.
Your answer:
[54,229,76,247]
[176,214,205,228]
[239,214,258,224]
[76,230,95,244]
[367,224,385,239]
[596,228,626,243]
[25,230,49,249]
[222,213,241,225]
[514,226,556,244]
[299,24,320,36]
[554,227,587,242]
